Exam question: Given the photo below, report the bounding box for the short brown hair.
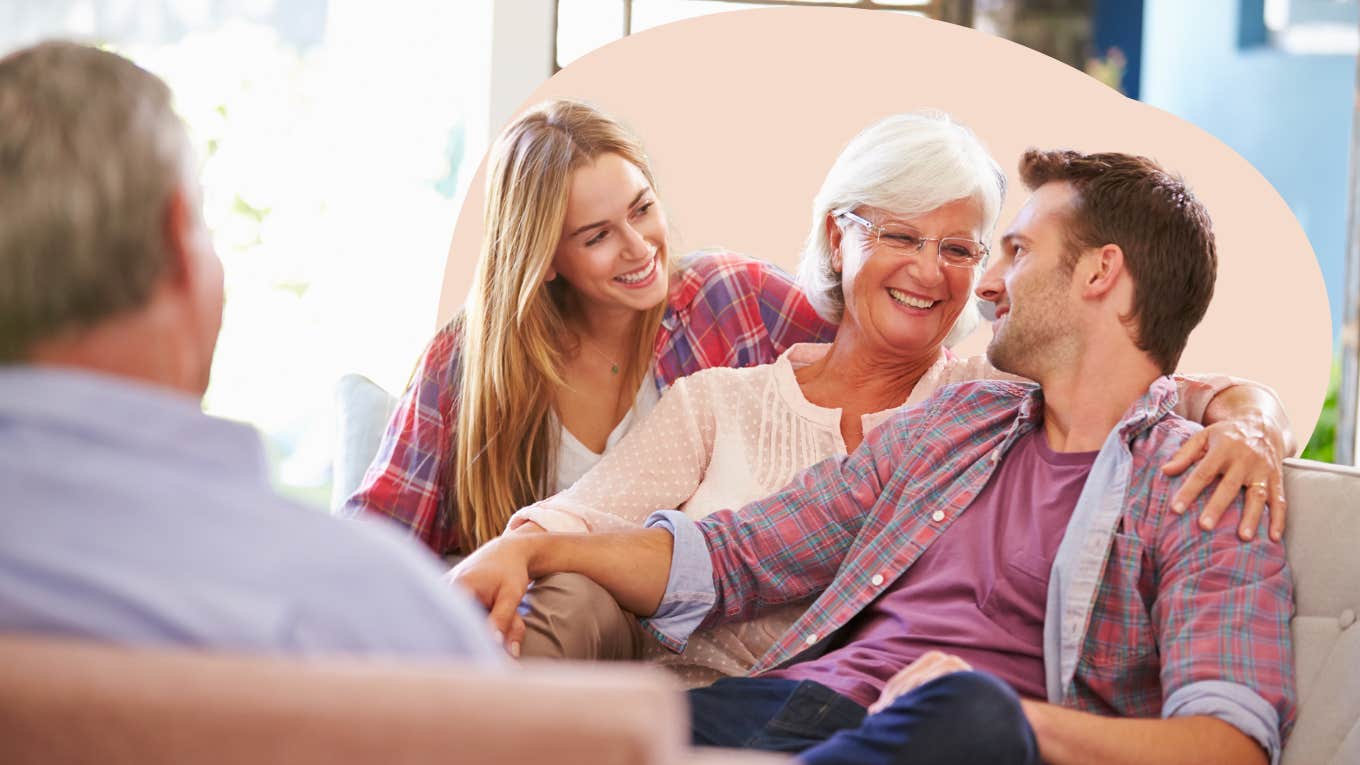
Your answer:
[1019,149,1216,374]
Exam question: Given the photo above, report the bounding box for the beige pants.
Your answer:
[519,573,651,660]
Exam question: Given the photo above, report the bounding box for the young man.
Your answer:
[0,41,497,660]
[452,150,1294,765]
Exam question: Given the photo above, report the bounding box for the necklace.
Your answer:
[579,335,621,375]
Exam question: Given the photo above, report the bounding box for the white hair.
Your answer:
[796,110,1005,345]
[0,41,195,361]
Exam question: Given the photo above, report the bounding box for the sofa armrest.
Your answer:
[0,637,687,765]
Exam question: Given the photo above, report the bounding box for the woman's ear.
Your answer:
[826,213,844,272]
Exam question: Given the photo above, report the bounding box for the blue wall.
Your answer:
[1142,0,1355,342]
[1093,0,1144,98]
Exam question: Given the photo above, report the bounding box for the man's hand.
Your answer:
[1161,415,1287,542]
[446,535,537,658]
[867,651,973,714]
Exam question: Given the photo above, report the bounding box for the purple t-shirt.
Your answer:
[765,427,1097,707]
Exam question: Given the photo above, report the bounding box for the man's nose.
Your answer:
[975,258,1005,304]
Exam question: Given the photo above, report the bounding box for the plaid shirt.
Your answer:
[650,377,1294,761]
[343,251,837,555]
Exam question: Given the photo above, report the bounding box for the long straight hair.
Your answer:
[450,100,668,551]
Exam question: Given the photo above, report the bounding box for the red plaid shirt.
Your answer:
[343,251,837,555]
[658,377,1293,756]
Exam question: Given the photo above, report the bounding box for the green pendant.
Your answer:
[611,363,620,375]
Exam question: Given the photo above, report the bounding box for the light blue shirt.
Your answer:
[0,367,500,661]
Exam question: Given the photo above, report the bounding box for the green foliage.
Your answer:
[1301,355,1341,463]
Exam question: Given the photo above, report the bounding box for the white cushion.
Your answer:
[330,373,398,512]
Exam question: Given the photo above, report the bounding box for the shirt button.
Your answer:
[871,574,885,586]
[805,634,818,646]
[991,450,1001,463]
[931,510,946,523]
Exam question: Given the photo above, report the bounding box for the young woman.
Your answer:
[343,100,836,555]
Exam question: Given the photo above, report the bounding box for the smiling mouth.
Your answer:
[613,256,657,285]
[887,287,939,310]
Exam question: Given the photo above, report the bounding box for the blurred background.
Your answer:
[1,0,1354,507]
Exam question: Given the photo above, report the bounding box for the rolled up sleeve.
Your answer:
[1164,681,1282,765]
[638,510,716,652]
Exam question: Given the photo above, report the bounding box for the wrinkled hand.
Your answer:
[445,536,534,658]
[1161,417,1287,542]
[868,651,973,715]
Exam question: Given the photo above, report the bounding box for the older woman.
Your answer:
[499,111,1293,682]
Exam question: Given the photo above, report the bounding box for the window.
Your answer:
[1242,0,1359,54]
[555,0,946,70]
[1,0,492,506]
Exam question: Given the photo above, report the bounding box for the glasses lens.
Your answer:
[939,238,983,266]
[877,227,923,252]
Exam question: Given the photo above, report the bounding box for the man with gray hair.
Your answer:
[0,40,497,659]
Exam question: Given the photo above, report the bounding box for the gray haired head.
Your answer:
[0,41,196,361]
[796,110,1006,346]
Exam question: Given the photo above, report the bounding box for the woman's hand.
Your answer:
[868,651,973,715]
[446,536,537,658]
[1161,415,1288,542]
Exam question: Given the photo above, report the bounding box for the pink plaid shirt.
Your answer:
[343,251,837,555]
[648,377,1295,762]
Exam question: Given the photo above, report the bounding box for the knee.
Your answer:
[528,573,625,624]
[520,573,639,660]
[930,670,1023,716]
[921,672,1035,763]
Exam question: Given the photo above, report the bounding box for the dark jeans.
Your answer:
[688,671,1039,765]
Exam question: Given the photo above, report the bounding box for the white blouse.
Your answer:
[552,374,660,494]
[512,344,1231,686]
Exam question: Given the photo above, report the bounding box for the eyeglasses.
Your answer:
[835,209,988,268]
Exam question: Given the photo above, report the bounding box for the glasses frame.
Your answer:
[835,209,989,269]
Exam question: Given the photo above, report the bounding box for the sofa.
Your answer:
[0,382,1353,763]
[1278,458,1360,764]
[329,375,1360,764]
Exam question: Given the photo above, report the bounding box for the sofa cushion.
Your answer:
[331,373,398,512]
[1281,458,1360,765]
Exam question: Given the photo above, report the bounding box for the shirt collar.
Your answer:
[1115,375,1181,439]
[662,260,702,332]
[0,365,271,482]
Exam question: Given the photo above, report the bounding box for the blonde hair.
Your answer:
[450,100,668,550]
[796,110,1006,345]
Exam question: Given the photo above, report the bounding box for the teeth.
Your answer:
[614,257,656,284]
[887,288,937,309]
